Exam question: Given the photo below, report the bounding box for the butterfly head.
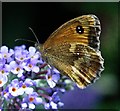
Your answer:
[35,43,44,53]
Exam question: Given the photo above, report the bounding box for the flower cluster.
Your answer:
[0,45,74,110]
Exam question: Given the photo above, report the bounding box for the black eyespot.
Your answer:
[76,26,84,34]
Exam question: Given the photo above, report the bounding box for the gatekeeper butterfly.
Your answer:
[26,15,104,89]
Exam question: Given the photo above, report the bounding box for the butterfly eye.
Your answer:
[76,26,84,34]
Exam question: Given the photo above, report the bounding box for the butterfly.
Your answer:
[35,14,104,89]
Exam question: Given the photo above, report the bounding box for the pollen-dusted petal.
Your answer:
[0,80,2,85]
[0,70,5,74]
[3,54,7,58]
[9,86,18,96]
[12,87,17,92]
[22,84,27,89]
[11,68,19,74]
[29,96,34,102]
[28,64,33,68]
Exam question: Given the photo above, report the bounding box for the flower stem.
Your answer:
[38,93,52,101]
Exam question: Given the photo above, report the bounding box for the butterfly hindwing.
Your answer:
[42,43,104,89]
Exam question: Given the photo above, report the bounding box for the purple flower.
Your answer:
[0,74,8,87]
[9,61,25,77]
[1,86,11,99]
[43,90,64,109]
[0,64,11,76]
[44,101,58,109]
[23,59,39,73]
[44,98,64,109]
[46,68,60,88]
[28,47,39,60]
[21,92,42,109]
[14,45,26,50]
[46,92,64,109]
[14,45,29,62]
[19,79,34,95]
[15,51,29,62]
[8,83,20,97]
[51,92,60,103]
[0,46,14,63]
[0,63,10,88]
[0,45,74,110]
[8,79,25,96]
[0,53,5,64]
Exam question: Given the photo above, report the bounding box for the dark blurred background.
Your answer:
[2,2,119,110]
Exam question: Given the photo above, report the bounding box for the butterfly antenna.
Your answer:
[15,38,36,43]
[29,27,40,44]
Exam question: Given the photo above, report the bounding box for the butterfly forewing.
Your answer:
[43,15,101,51]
